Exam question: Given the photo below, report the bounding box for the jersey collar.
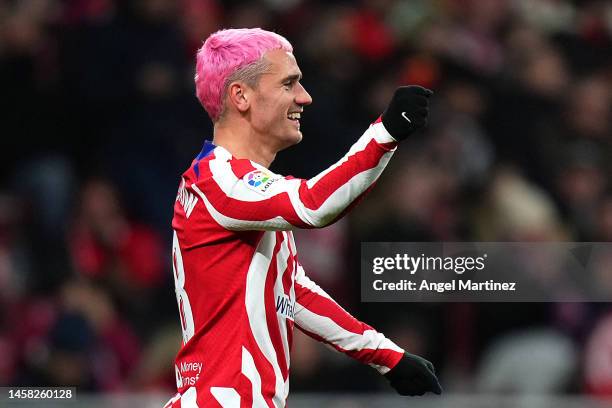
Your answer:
[193,140,217,179]
[196,140,216,160]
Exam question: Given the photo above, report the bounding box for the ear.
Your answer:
[227,82,250,113]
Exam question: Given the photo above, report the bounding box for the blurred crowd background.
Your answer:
[1,0,611,401]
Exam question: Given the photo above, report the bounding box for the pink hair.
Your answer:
[195,28,293,122]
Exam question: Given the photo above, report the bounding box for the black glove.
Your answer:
[381,86,433,141]
[384,352,442,396]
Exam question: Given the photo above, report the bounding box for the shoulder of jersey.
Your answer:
[190,144,283,196]
[236,160,282,196]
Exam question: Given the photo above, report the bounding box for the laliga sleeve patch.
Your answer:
[243,169,279,195]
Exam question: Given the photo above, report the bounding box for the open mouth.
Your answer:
[287,111,301,129]
[287,112,301,121]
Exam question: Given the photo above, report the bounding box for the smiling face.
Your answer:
[247,49,312,150]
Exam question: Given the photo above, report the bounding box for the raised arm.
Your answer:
[192,86,433,232]
[192,120,396,231]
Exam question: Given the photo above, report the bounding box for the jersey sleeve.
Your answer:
[293,262,405,374]
[191,120,397,231]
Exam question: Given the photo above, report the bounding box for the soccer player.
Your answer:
[165,28,440,408]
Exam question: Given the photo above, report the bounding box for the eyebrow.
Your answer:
[281,73,302,83]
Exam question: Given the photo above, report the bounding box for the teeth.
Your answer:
[288,112,301,120]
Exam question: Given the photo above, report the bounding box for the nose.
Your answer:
[295,82,312,106]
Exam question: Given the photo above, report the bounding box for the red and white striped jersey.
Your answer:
[166,120,405,408]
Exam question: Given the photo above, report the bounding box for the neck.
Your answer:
[212,121,277,168]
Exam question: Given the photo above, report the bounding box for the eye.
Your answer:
[283,82,293,90]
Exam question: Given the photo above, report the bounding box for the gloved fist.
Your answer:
[384,352,442,396]
[381,86,433,141]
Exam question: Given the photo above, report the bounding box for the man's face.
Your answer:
[248,49,312,150]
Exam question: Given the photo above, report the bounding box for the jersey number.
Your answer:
[172,230,195,344]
